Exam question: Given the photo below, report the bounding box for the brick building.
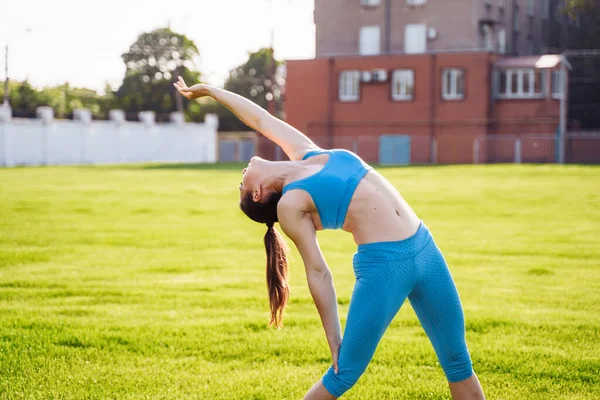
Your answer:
[315,0,561,58]
[253,0,600,164]
[275,52,566,164]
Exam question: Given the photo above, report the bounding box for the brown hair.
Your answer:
[240,192,289,327]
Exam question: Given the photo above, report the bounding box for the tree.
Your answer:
[115,27,201,122]
[544,0,600,51]
[204,48,284,131]
[547,1,600,130]
[1,81,118,120]
[7,81,44,118]
[563,0,597,17]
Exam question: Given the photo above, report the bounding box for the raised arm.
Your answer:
[277,197,342,373]
[174,77,319,161]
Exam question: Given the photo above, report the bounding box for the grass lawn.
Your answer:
[0,164,599,399]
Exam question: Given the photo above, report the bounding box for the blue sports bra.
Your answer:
[282,149,372,230]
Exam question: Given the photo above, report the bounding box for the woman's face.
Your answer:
[240,156,266,202]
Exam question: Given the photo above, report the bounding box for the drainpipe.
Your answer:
[328,57,335,149]
[384,0,391,54]
[558,56,567,164]
[488,58,497,137]
[429,54,437,164]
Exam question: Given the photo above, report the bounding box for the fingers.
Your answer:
[172,84,192,100]
[332,353,339,374]
[178,76,188,88]
[173,83,191,99]
[173,82,192,94]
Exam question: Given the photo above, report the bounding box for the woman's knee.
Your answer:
[440,350,474,383]
[321,364,366,398]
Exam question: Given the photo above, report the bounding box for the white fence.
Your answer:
[0,110,218,167]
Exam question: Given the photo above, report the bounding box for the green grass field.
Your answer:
[0,164,599,400]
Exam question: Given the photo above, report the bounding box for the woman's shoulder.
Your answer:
[279,187,317,217]
[298,147,330,160]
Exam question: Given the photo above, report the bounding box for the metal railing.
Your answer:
[262,133,600,165]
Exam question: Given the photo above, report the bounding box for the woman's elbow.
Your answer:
[307,267,332,283]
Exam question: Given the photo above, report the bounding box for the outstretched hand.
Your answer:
[173,76,211,100]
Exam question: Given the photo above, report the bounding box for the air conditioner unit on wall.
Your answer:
[373,69,388,82]
[428,27,437,40]
[361,71,373,83]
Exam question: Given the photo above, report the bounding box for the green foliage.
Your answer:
[116,27,201,122]
[0,164,599,399]
[547,0,600,50]
[563,0,597,17]
[0,81,115,119]
[6,81,45,117]
[0,27,209,122]
[212,48,284,131]
[224,48,280,110]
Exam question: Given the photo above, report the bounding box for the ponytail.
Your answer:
[239,192,288,327]
[264,222,289,328]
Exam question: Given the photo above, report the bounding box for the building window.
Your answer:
[552,69,564,99]
[527,0,535,16]
[485,0,493,7]
[542,0,549,19]
[513,4,520,32]
[406,0,427,5]
[391,70,415,101]
[498,28,506,54]
[404,24,427,54]
[527,37,535,54]
[497,68,545,98]
[442,68,465,100]
[339,71,360,102]
[359,26,381,55]
[528,15,534,35]
[554,2,564,22]
[360,0,381,7]
[481,23,494,50]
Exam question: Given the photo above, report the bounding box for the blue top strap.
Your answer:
[302,149,327,160]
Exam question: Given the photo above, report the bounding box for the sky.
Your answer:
[0,0,315,93]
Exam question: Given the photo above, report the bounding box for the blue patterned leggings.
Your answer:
[322,222,473,398]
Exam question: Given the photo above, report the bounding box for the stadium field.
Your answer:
[0,164,598,399]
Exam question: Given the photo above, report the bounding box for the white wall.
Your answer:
[0,114,217,167]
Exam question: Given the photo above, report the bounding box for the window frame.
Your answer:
[360,0,381,7]
[391,69,415,102]
[527,36,535,55]
[513,3,520,32]
[404,24,427,54]
[481,23,494,51]
[496,68,546,99]
[551,69,564,99]
[527,0,535,16]
[339,70,361,102]
[359,25,381,56]
[497,28,507,54]
[441,68,466,101]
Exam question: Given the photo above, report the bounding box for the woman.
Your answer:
[174,77,486,400]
